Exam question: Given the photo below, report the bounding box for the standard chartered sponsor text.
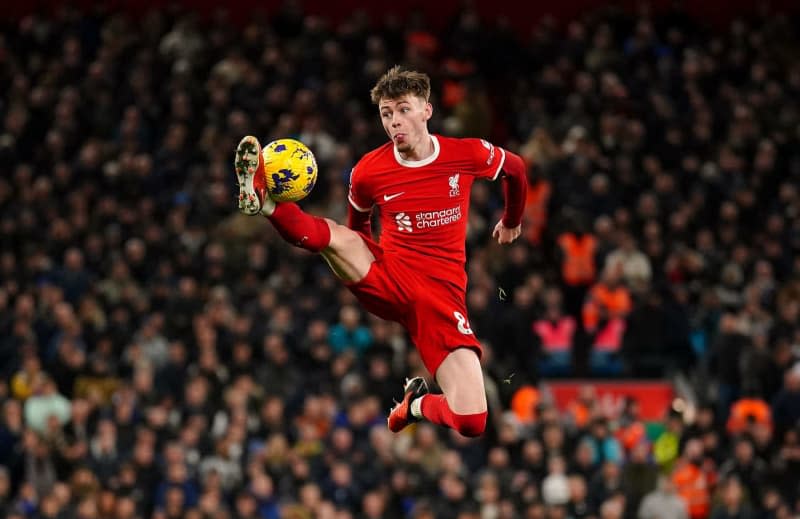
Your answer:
[415,206,462,228]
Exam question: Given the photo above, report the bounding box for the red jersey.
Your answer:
[348,135,506,290]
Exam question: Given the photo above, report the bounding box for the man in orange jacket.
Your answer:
[671,439,715,519]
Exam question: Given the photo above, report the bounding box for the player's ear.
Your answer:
[424,102,433,122]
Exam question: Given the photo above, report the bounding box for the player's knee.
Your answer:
[453,411,487,437]
[328,222,361,251]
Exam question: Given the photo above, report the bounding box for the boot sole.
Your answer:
[234,135,263,215]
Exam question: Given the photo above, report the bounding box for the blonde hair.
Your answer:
[370,66,431,104]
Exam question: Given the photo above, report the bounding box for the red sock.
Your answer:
[420,394,487,437]
[267,202,331,252]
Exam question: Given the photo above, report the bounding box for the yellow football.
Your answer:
[262,139,318,202]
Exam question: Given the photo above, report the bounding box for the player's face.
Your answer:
[378,95,432,156]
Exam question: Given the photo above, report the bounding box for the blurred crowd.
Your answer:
[1,1,800,518]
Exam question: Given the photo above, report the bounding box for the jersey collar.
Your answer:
[393,135,440,168]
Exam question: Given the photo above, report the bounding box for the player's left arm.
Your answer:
[466,138,528,244]
[492,149,528,244]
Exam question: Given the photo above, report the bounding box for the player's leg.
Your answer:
[387,285,488,437]
[319,224,376,283]
[235,136,374,282]
[264,202,374,282]
[431,348,488,415]
[419,348,488,436]
[388,348,488,437]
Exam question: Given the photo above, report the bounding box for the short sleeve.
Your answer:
[347,165,372,212]
[466,138,506,181]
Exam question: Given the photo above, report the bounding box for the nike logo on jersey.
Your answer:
[383,192,405,201]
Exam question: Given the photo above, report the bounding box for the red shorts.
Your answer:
[344,233,482,377]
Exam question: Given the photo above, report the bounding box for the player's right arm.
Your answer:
[347,165,373,235]
[347,204,372,235]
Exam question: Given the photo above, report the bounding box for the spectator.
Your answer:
[0,464,12,516]
[622,441,659,517]
[582,264,631,376]
[638,475,688,519]
[582,418,623,468]
[56,248,92,305]
[432,472,473,519]
[0,399,24,477]
[671,439,713,519]
[709,477,757,519]
[10,351,46,402]
[588,461,623,512]
[542,455,570,506]
[22,377,71,435]
[22,430,57,500]
[519,134,553,246]
[603,232,652,294]
[771,368,800,436]
[726,396,771,436]
[600,493,626,519]
[718,438,768,504]
[557,216,598,320]
[710,314,752,424]
[533,287,577,376]
[328,306,373,358]
[566,474,591,519]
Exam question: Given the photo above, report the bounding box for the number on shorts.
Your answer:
[453,311,474,335]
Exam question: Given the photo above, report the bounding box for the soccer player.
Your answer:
[235,66,527,437]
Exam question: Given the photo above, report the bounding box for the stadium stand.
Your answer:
[1,1,800,518]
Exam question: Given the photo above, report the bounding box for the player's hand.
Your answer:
[493,221,521,244]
